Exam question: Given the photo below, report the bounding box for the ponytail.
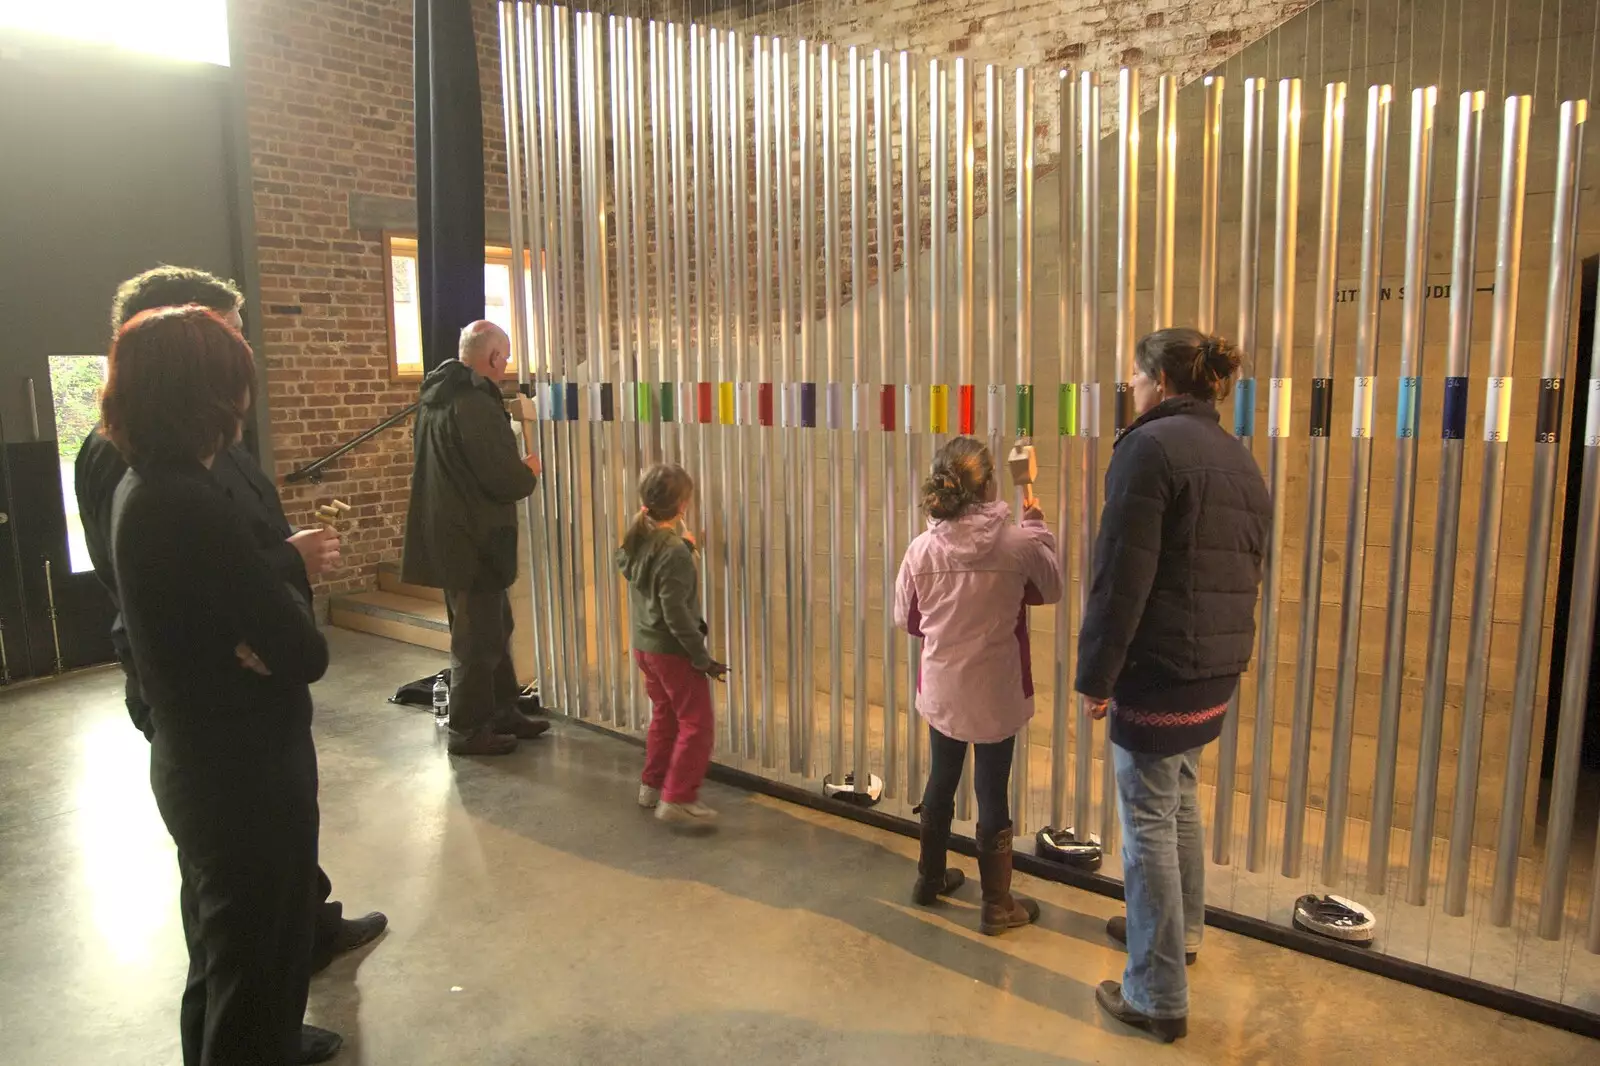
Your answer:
[621,462,695,555]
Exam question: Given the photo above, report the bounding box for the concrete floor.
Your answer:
[1,628,1595,1066]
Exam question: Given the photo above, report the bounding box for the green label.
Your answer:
[659,382,675,423]
[1059,383,1079,436]
[1015,384,1034,437]
[635,382,654,421]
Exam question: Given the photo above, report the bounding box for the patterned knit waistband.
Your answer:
[1110,699,1230,729]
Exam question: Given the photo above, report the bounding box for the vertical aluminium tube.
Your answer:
[648,22,670,463]
[1444,94,1532,918]
[1491,99,1587,926]
[986,65,1004,526]
[1012,67,1034,833]
[823,44,846,787]
[799,40,818,776]
[1283,81,1346,879]
[1049,68,1076,837]
[1325,82,1393,886]
[955,57,975,821]
[779,42,803,776]
[1074,71,1101,845]
[712,28,738,754]
[901,54,924,802]
[1153,73,1176,329]
[670,24,691,466]
[623,15,648,728]
[1246,78,1299,873]
[755,37,776,769]
[692,26,715,689]
[733,36,756,758]
[876,50,898,799]
[1543,303,1600,939]
[1408,91,1486,905]
[850,48,872,796]
[1196,76,1223,334]
[1369,86,1438,895]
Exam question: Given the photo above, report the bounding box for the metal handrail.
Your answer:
[283,401,419,484]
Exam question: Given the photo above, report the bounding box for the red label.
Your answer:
[758,383,775,427]
[958,384,976,435]
[879,384,896,431]
[697,382,713,424]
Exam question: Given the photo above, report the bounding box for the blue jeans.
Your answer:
[1113,743,1205,1020]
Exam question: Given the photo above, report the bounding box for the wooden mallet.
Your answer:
[1007,438,1038,510]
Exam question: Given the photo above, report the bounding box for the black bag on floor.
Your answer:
[390,673,447,707]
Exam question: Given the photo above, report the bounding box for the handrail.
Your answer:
[284,401,419,484]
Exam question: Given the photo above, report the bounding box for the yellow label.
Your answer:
[718,382,736,426]
[929,385,949,433]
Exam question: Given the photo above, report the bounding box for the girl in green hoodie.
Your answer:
[616,463,728,829]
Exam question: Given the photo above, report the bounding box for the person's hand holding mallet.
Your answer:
[1007,438,1044,521]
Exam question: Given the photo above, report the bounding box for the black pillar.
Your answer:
[414,0,486,374]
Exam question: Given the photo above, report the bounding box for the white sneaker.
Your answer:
[638,784,661,809]
[655,800,718,828]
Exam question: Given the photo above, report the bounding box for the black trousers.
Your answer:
[920,725,1016,839]
[157,743,319,1066]
[119,655,342,959]
[443,585,520,735]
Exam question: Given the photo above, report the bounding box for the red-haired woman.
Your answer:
[103,306,330,1066]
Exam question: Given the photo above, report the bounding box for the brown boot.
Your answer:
[976,823,1040,935]
[911,804,966,905]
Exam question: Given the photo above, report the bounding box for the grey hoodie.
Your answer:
[616,525,712,670]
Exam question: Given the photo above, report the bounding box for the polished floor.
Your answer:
[1,629,1595,1065]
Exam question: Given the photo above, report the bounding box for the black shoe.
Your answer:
[448,727,518,756]
[311,911,388,974]
[299,1024,343,1064]
[1107,914,1197,965]
[516,688,544,715]
[493,711,551,741]
[1095,980,1187,1043]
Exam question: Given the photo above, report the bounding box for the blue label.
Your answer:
[1442,376,1468,440]
[1233,378,1257,438]
[799,383,817,428]
[549,382,564,422]
[1397,376,1420,439]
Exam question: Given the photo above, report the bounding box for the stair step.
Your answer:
[377,562,446,604]
[329,590,450,652]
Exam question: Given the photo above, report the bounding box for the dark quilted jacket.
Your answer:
[1075,395,1271,754]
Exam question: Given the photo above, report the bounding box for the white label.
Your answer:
[1269,378,1293,438]
[987,383,1004,435]
[1585,379,1600,447]
[827,382,843,430]
[1484,376,1512,442]
[1350,375,1376,439]
[904,383,918,435]
[1085,383,1101,438]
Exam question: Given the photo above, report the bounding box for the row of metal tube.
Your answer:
[495,4,1600,950]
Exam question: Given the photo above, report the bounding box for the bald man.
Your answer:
[402,322,548,755]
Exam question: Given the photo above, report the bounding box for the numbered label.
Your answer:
[1483,376,1512,442]
[1268,378,1292,438]
[1350,375,1375,439]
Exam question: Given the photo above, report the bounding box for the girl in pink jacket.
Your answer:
[894,437,1064,935]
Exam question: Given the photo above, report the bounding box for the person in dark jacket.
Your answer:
[105,306,330,1065]
[402,321,546,755]
[617,463,727,830]
[1076,328,1270,1043]
[74,268,384,1064]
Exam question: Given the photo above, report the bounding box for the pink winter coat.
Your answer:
[893,500,1064,744]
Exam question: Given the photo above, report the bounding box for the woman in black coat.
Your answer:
[1075,328,1271,1042]
[103,306,330,1065]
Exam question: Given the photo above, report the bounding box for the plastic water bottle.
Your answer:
[432,673,449,726]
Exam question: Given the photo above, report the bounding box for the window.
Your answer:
[384,234,537,381]
[0,1,231,66]
[48,354,109,574]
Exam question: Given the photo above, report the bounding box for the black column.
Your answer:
[414,0,486,374]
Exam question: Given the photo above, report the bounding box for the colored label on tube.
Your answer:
[1396,377,1420,439]
[1268,378,1291,439]
[800,383,818,428]
[599,383,615,423]
[718,382,735,425]
[1535,377,1565,444]
[697,382,714,424]
[566,384,579,422]
[758,383,775,427]
[1442,376,1468,440]
[659,383,675,423]
[1483,376,1512,442]
[879,385,896,431]
[587,384,601,422]
[1350,375,1376,439]
[1586,379,1600,447]
[1084,383,1101,438]
[958,384,975,434]
[1309,378,1333,438]
[903,384,918,435]
[827,382,843,430]
[1015,384,1034,437]
[1113,382,1132,438]
[929,385,949,433]
[1059,384,1078,436]
[987,384,1003,436]
[636,382,654,422]
[1233,378,1256,437]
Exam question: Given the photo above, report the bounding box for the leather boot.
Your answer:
[976,823,1040,935]
[911,804,965,905]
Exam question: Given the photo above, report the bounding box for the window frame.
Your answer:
[382,232,523,382]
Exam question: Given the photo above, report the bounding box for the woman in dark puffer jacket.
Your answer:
[1075,328,1271,1042]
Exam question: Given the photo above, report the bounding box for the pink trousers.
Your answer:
[635,651,714,804]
